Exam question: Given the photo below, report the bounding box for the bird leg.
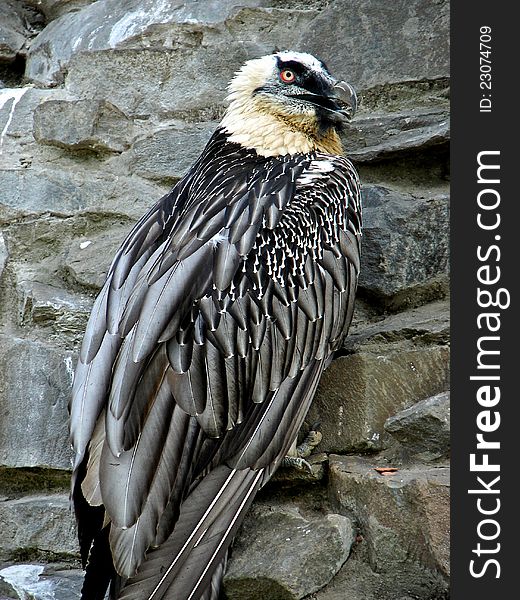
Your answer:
[282,424,322,472]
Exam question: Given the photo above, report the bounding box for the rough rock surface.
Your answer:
[32,1,96,22]
[358,184,449,309]
[385,391,450,460]
[0,335,74,470]
[33,99,135,153]
[309,557,449,600]
[0,2,27,65]
[18,280,93,336]
[345,298,450,350]
[126,121,218,184]
[0,1,450,597]
[328,455,450,595]
[62,223,133,290]
[225,502,355,600]
[0,1,44,64]
[345,107,450,163]
[300,0,449,89]
[0,495,77,561]
[307,342,449,453]
[25,0,314,88]
[0,233,7,280]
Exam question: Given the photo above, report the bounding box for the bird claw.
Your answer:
[282,426,323,472]
[296,429,322,459]
[282,456,314,473]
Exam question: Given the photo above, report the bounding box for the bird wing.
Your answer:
[70,129,361,600]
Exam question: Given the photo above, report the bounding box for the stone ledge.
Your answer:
[225,502,355,600]
[0,335,74,470]
[384,391,450,460]
[307,343,449,453]
[0,494,77,561]
[328,455,450,580]
[33,99,135,153]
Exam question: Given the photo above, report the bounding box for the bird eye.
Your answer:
[280,69,296,83]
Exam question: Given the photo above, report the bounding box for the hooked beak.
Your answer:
[291,80,357,124]
[331,81,357,122]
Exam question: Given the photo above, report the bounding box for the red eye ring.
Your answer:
[280,69,296,83]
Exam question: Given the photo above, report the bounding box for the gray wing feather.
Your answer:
[102,377,175,528]
[79,281,110,364]
[213,239,241,292]
[132,245,213,362]
[117,467,262,600]
[71,132,362,600]
[108,405,194,576]
[70,330,121,471]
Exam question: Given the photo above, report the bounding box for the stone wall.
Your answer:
[0,1,450,599]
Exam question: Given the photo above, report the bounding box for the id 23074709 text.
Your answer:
[479,26,492,113]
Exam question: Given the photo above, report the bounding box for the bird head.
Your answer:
[221,51,357,157]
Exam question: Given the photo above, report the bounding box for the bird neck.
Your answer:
[221,99,343,158]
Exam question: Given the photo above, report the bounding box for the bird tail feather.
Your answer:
[117,465,262,600]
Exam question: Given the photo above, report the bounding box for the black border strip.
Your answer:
[451,2,517,597]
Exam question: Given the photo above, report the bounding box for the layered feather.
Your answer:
[70,126,362,600]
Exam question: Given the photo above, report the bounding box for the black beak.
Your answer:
[290,79,357,125]
[331,81,357,122]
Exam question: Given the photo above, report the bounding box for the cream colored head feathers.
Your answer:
[221,51,356,158]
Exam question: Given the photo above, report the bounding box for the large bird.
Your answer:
[70,51,362,600]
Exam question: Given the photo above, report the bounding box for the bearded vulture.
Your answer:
[70,50,362,600]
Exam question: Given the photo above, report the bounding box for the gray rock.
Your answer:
[44,5,315,116]
[359,184,450,309]
[18,280,93,338]
[0,232,7,280]
[312,557,448,600]
[0,88,36,168]
[328,455,450,582]
[0,494,78,560]
[0,335,74,470]
[0,168,165,219]
[0,169,92,214]
[225,503,355,600]
[26,0,312,87]
[0,169,85,214]
[346,298,450,350]
[306,344,450,453]
[62,44,247,119]
[62,224,133,291]
[344,107,449,162]
[127,121,217,183]
[0,87,73,169]
[33,99,134,153]
[35,0,97,21]
[0,1,28,63]
[2,216,97,303]
[0,88,72,138]
[356,78,450,114]
[300,0,449,90]
[384,391,450,460]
